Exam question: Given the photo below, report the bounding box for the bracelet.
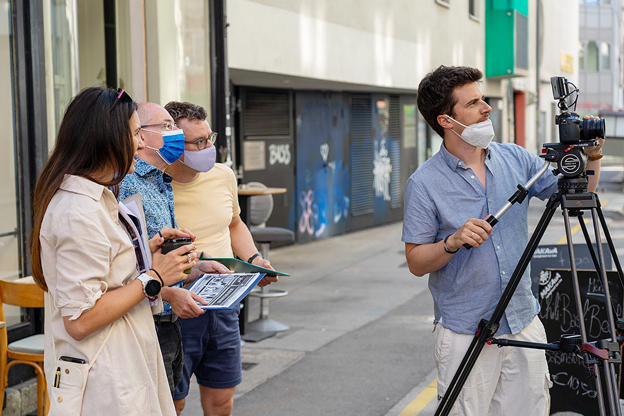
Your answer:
[247,253,263,264]
[588,153,604,161]
[149,268,164,286]
[443,235,458,254]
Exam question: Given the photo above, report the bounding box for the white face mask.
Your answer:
[180,145,216,172]
[445,115,495,149]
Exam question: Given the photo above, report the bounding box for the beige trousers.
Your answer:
[435,316,552,416]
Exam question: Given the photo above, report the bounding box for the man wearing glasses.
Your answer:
[165,101,277,416]
[119,102,229,398]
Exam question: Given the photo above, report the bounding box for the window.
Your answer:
[600,42,611,70]
[469,0,478,18]
[586,0,599,5]
[0,0,21,329]
[579,43,585,70]
[586,41,599,72]
[146,0,212,115]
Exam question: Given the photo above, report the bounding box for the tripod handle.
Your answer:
[463,216,499,250]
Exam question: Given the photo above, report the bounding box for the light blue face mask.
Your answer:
[145,130,185,165]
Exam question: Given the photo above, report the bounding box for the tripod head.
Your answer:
[539,141,600,194]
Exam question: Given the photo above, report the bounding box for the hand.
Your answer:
[161,286,206,319]
[252,257,279,287]
[449,218,493,250]
[582,116,605,157]
[150,244,198,286]
[149,227,196,253]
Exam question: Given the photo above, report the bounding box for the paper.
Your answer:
[187,273,265,310]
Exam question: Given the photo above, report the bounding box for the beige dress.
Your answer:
[40,175,175,415]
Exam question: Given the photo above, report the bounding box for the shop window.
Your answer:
[145,0,212,116]
[586,41,599,72]
[600,42,611,70]
[0,0,22,330]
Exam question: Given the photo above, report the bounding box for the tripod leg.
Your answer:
[594,196,624,289]
[562,206,612,416]
[577,212,602,276]
[434,193,561,416]
[590,207,622,416]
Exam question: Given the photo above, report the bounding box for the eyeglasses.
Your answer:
[185,132,218,150]
[110,88,133,113]
[140,121,177,132]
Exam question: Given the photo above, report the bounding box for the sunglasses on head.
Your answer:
[110,88,133,113]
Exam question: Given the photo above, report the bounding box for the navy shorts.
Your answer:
[173,307,242,399]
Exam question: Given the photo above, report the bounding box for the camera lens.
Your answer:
[580,117,606,140]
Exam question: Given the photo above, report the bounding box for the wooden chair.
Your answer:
[0,276,47,415]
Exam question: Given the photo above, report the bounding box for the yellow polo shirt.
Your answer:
[171,164,240,258]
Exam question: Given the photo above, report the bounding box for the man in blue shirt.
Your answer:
[120,102,228,397]
[403,66,604,415]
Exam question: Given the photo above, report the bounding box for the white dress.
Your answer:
[40,175,175,415]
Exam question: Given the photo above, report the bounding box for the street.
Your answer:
[182,166,624,416]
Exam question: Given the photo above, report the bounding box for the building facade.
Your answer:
[578,0,623,114]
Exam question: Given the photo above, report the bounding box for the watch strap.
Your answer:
[443,235,459,254]
[247,253,263,264]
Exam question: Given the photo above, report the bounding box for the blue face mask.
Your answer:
[145,130,185,165]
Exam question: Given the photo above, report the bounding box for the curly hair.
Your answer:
[417,65,483,138]
[164,101,208,123]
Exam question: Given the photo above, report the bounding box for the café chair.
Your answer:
[0,276,47,416]
[245,182,294,333]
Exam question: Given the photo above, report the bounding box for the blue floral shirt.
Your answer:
[119,158,181,315]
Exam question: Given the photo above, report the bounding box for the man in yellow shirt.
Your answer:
[165,101,277,416]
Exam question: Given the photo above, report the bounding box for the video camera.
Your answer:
[540,77,606,183]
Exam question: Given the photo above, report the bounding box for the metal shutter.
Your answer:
[244,90,291,137]
[389,96,402,209]
[350,95,374,216]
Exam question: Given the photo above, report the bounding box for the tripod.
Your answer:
[435,172,624,416]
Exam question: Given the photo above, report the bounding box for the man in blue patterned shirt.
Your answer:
[120,102,228,396]
[403,66,604,415]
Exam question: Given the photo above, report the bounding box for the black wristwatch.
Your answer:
[137,273,162,298]
[247,253,263,264]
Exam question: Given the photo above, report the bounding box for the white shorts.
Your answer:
[435,316,552,416]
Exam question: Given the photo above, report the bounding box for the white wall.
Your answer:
[227,0,485,91]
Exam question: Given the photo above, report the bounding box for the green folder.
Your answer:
[198,255,290,277]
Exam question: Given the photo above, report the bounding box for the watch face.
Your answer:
[145,279,162,297]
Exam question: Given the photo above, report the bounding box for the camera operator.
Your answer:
[403,66,604,416]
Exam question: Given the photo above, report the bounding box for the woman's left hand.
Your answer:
[148,227,196,253]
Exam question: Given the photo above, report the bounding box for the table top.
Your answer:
[238,186,287,196]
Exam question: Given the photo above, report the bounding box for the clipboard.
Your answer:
[199,255,290,277]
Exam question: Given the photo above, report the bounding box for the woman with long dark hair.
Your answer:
[30,87,195,415]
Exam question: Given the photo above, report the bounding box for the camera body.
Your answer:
[540,77,606,184]
[551,76,605,145]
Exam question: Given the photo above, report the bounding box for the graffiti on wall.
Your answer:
[373,138,392,201]
[298,190,326,237]
[269,144,291,165]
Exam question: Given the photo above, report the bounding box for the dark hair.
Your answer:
[417,65,483,138]
[30,87,137,291]
[164,101,208,123]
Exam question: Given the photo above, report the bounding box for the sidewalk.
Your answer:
[181,219,432,415]
[180,168,624,415]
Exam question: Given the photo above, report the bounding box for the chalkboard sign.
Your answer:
[531,244,616,416]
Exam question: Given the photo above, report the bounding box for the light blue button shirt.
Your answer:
[119,158,181,315]
[402,142,558,335]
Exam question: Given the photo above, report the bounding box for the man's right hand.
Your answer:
[161,286,206,319]
[448,218,493,250]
